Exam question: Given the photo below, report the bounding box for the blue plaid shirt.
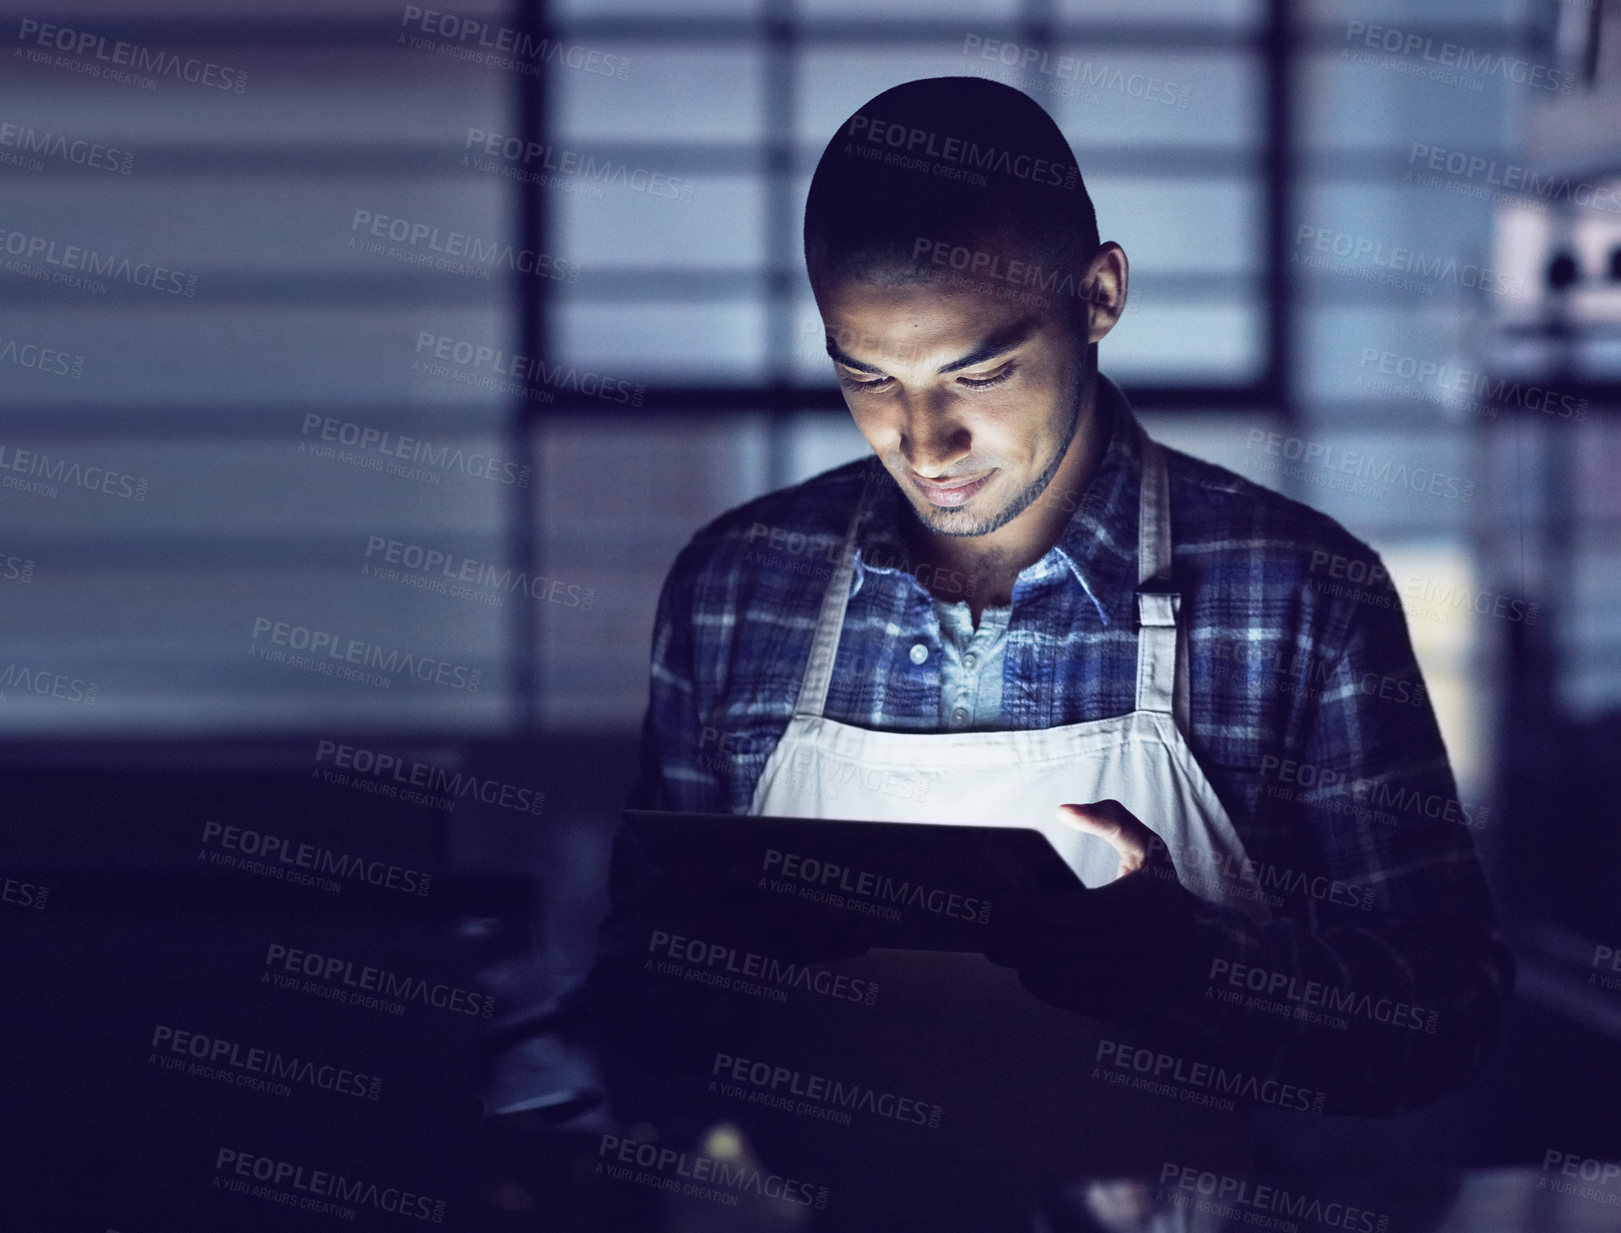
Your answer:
[620,376,1513,1114]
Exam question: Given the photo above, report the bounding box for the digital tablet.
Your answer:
[622,809,1084,953]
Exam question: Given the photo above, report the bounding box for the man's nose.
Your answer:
[900,400,971,475]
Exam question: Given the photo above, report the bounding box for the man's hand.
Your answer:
[1057,799,1160,878]
[983,800,1207,1021]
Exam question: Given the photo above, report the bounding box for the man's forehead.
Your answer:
[820,269,1035,325]
[823,307,1044,374]
[815,240,1072,319]
[815,234,1052,294]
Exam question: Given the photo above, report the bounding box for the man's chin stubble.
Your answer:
[910,491,1005,538]
[903,394,1083,539]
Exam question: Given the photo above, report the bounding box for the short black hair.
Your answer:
[804,77,1100,325]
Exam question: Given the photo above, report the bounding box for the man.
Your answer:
[577,76,1512,1228]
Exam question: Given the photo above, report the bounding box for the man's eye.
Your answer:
[958,365,1016,390]
[839,371,891,391]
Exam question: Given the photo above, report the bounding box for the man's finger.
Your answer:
[1057,800,1151,876]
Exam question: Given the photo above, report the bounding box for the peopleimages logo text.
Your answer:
[250,617,482,693]
[847,111,1078,189]
[0,337,84,378]
[0,443,144,501]
[1294,224,1525,301]
[1344,19,1574,93]
[14,19,248,91]
[762,847,987,921]
[201,821,433,897]
[315,739,545,815]
[1357,347,1589,419]
[351,209,578,280]
[597,1134,828,1209]
[151,1024,382,1100]
[647,928,880,1007]
[1158,1163,1391,1233]
[0,224,198,295]
[465,128,692,201]
[400,7,629,79]
[364,536,593,609]
[712,1050,944,1129]
[299,414,529,486]
[264,942,495,1017]
[412,333,641,405]
[1407,142,1621,214]
[214,1148,446,1222]
[1246,429,1475,502]
[0,120,134,173]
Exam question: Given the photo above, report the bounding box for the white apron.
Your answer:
[726,431,1273,1225]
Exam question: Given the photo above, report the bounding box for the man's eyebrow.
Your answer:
[825,316,1039,377]
[937,318,1039,373]
[825,338,885,374]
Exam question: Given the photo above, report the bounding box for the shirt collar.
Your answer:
[849,373,1145,628]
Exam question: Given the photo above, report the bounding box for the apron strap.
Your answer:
[1135,434,1191,731]
[792,464,871,719]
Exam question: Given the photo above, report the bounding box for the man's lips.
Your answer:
[910,469,993,507]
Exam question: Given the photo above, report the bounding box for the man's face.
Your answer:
[816,272,1088,538]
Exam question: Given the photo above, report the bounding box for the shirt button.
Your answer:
[952,707,969,725]
[963,652,978,669]
[909,643,929,665]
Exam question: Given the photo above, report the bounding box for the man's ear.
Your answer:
[1084,242,1129,346]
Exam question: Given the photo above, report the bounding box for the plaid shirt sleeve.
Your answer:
[624,534,732,816]
[1144,547,1516,1116]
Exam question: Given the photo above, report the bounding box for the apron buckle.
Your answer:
[1135,577,1180,629]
